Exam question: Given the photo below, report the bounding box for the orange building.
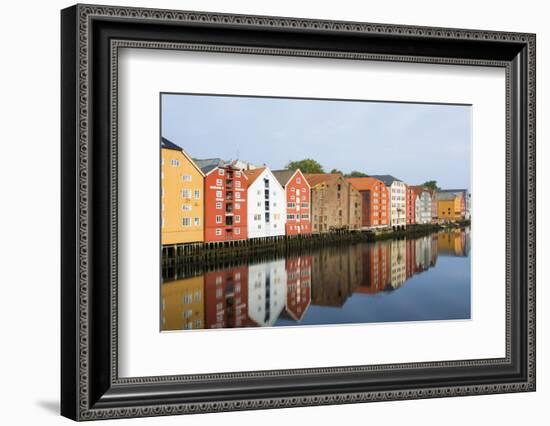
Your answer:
[346,177,389,229]
[200,162,248,242]
[161,138,205,245]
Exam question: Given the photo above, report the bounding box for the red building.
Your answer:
[405,185,415,225]
[272,169,312,235]
[346,177,389,228]
[284,255,312,321]
[201,163,248,242]
[204,265,250,329]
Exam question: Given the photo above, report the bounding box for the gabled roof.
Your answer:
[409,185,430,197]
[243,167,266,185]
[303,173,342,187]
[161,137,204,176]
[194,158,225,172]
[369,174,403,186]
[438,188,467,193]
[435,192,459,201]
[271,169,295,187]
[161,137,183,151]
[346,177,384,191]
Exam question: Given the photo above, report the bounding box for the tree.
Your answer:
[286,159,325,174]
[330,168,343,175]
[347,171,368,178]
[422,180,440,191]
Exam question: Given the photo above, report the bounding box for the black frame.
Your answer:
[61,4,536,421]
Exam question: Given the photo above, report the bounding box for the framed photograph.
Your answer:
[61,4,536,421]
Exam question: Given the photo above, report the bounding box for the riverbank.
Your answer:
[162,220,470,267]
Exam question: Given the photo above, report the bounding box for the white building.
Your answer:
[244,167,286,239]
[415,190,433,224]
[371,175,406,228]
[247,260,287,327]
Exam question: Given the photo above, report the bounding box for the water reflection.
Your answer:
[161,228,470,331]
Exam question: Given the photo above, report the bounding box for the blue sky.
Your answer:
[161,94,471,190]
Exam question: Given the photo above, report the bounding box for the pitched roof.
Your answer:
[346,177,384,191]
[409,185,430,197]
[272,169,297,187]
[438,188,468,193]
[303,173,342,187]
[161,137,183,151]
[435,192,459,201]
[369,174,403,186]
[161,137,204,176]
[243,167,266,185]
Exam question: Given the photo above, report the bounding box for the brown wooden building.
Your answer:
[305,173,361,232]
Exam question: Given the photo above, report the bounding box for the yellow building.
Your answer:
[161,137,204,245]
[435,192,462,221]
[161,276,205,331]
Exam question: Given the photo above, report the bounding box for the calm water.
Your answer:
[161,228,471,331]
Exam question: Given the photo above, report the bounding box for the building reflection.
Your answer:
[284,255,312,322]
[161,276,205,331]
[204,265,250,329]
[161,229,469,330]
[437,229,469,257]
[248,259,287,326]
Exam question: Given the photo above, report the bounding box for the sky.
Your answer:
[161,93,471,190]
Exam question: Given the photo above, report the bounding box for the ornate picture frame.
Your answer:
[61,4,535,421]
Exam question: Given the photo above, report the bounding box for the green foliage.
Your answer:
[330,168,343,175]
[286,159,325,174]
[422,180,440,191]
[347,171,368,177]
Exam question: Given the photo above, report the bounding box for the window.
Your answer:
[236,171,241,177]
[216,215,222,224]
[215,190,222,198]
[254,214,261,221]
[287,214,295,220]
[235,181,241,188]
[194,189,200,199]
[195,319,202,328]
[215,228,222,236]
[302,188,306,193]
[301,202,308,208]
[235,272,241,280]
[171,159,180,167]
[182,204,192,211]
[216,178,223,186]
[181,189,191,198]
[301,214,309,220]
[182,174,191,182]
[218,169,224,176]
[235,203,240,210]
[235,215,240,223]
[235,228,240,235]
[235,192,240,199]
[216,202,222,209]
[194,217,200,226]
[215,276,222,284]
[273,213,280,220]
[288,202,295,208]
[182,218,191,227]
[296,178,301,184]
[337,184,341,191]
